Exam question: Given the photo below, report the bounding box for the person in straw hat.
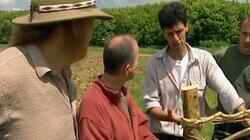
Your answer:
[0,0,112,140]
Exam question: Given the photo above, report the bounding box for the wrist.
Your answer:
[172,116,183,125]
[236,102,246,113]
[177,117,183,125]
[165,110,182,124]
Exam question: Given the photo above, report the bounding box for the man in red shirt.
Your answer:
[77,34,157,140]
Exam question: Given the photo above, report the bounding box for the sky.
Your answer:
[0,0,174,10]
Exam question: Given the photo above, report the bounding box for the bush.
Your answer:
[199,40,229,48]
[90,4,166,47]
[186,0,249,46]
[0,10,27,44]
[0,1,249,48]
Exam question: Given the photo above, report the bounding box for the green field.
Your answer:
[0,46,218,139]
[71,46,218,139]
[71,47,159,106]
[72,46,218,108]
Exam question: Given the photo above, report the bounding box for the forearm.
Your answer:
[208,60,244,113]
[148,107,182,124]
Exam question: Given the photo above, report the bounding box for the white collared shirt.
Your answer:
[167,51,189,87]
[143,43,244,136]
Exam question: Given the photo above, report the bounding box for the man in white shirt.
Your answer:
[142,2,249,139]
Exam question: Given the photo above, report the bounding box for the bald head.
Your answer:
[103,35,138,75]
[107,35,136,48]
[239,16,250,55]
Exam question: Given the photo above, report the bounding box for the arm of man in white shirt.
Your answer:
[143,56,182,125]
[206,52,250,127]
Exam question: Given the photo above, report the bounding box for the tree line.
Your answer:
[0,0,249,48]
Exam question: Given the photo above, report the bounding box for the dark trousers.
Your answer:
[213,122,249,140]
[154,133,184,140]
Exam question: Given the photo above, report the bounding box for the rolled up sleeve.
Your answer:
[206,53,244,113]
[143,57,162,111]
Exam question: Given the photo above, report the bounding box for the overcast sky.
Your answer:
[0,0,174,10]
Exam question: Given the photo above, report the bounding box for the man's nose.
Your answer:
[246,34,250,42]
[173,33,179,41]
[245,34,250,47]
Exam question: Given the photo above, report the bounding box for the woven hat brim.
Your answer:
[12,7,113,25]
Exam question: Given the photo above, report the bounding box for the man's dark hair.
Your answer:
[239,16,250,29]
[158,2,188,29]
[103,35,136,75]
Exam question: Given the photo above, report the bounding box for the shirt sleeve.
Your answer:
[78,117,112,140]
[206,52,244,113]
[128,93,157,140]
[137,113,158,140]
[0,74,7,126]
[77,102,112,140]
[235,66,250,107]
[143,56,162,111]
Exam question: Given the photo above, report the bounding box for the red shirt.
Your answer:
[77,76,157,140]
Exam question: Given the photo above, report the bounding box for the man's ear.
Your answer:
[125,64,131,76]
[185,23,189,33]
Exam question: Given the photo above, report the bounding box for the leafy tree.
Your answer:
[0,1,249,48]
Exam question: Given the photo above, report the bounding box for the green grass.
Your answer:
[127,74,145,108]
[200,47,225,54]
[2,45,220,139]
[85,46,220,139]
[139,47,159,54]
[89,46,159,54]
[83,47,220,105]
[78,46,220,111]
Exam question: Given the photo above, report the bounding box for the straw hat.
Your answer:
[12,0,113,25]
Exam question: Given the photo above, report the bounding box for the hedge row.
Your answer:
[0,10,27,44]
[187,0,250,47]
[0,0,249,48]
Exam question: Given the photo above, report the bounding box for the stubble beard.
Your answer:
[176,42,183,50]
[239,43,250,55]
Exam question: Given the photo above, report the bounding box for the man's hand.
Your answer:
[244,118,250,128]
[148,107,183,125]
[167,109,183,125]
[236,103,250,127]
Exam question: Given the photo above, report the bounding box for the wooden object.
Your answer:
[182,85,203,140]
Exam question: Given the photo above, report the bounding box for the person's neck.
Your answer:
[39,37,69,76]
[101,73,124,92]
[238,45,250,56]
[167,44,188,60]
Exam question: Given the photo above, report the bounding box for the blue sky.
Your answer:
[0,0,30,10]
[0,0,174,10]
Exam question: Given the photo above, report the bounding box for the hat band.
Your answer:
[37,0,95,13]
